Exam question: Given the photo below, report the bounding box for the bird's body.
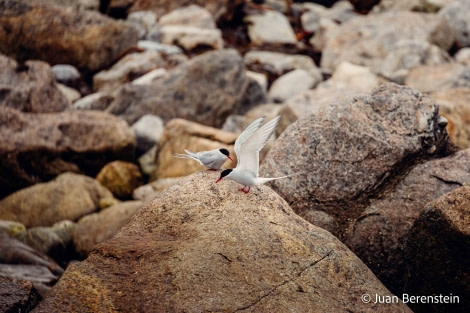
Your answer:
[174,148,232,170]
[216,115,290,193]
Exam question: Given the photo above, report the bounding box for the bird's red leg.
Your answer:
[243,186,250,194]
[209,168,216,171]
[238,186,245,192]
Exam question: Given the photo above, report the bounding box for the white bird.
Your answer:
[174,148,232,171]
[216,115,291,194]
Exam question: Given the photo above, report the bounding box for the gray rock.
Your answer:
[137,40,183,54]
[0,220,26,238]
[51,64,81,84]
[439,0,470,48]
[0,107,136,196]
[455,47,470,65]
[158,25,224,50]
[268,69,316,103]
[32,171,411,313]
[127,10,157,39]
[131,114,164,154]
[244,10,297,45]
[0,172,115,227]
[260,83,450,237]
[106,49,265,127]
[0,54,70,113]
[73,92,115,111]
[158,4,216,29]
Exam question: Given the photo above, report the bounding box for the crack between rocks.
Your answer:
[430,174,463,186]
[235,250,333,312]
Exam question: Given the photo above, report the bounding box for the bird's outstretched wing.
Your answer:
[234,116,265,166]
[236,116,281,176]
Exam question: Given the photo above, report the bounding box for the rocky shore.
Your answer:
[0,0,469,312]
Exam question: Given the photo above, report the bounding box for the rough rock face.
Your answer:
[260,83,450,236]
[0,54,70,113]
[403,185,470,313]
[32,171,411,313]
[0,276,40,312]
[0,107,136,197]
[0,0,139,72]
[0,173,115,228]
[345,148,470,295]
[106,49,265,127]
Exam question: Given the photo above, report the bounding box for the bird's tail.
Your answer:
[173,149,198,161]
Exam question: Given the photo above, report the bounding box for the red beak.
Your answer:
[227,156,233,161]
[216,177,222,183]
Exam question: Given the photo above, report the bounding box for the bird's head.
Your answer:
[219,148,233,161]
[216,169,233,183]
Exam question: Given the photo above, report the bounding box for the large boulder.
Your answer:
[0,0,139,72]
[260,83,451,236]
[32,171,411,313]
[106,49,265,127]
[0,276,40,312]
[0,107,136,197]
[0,172,115,228]
[0,54,70,113]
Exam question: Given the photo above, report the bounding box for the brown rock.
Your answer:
[152,118,238,179]
[261,83,451,236]
[73,201,143,258]
[0,54,70,113]
[0,0,139,72]
[403,185,470,313]
[0,276,41,313]
[431,87,470,148]
[345,148,470,296]
[0,107,136,197]
[106,49,265,127]
[0,172,115,228]
[405,63,470,93]
[96,161,143,200]
[32,171,411,313]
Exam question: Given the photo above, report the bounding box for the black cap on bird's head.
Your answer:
[216,169,232,183]
[219,148,233,160]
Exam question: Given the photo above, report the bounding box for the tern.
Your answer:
[174,148,232,170]
[216,115,291,193]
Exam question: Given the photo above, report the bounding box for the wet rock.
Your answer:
[268,69,316,103]
[403,185,470,313]
[32,171,411,313]
[0,276,41,313]
[153,118,237,179]
[244,10,297,45]
[260,83,450,237]
[96,161,143,200]
[0,220,26,238]
[106,49,265,127]
[0,172,115,228]
[0,0,139,72]
[344,148,470,296]
[131,114,164,155]
[0,54,70,113]
[405,63,470,93]
[0,107,136,196]
[321,11,455,74]
[73,201,143,258]
[21,220,76,264]
[439,0,470,48]
[0,233,63,276]
[430,87,470,148]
